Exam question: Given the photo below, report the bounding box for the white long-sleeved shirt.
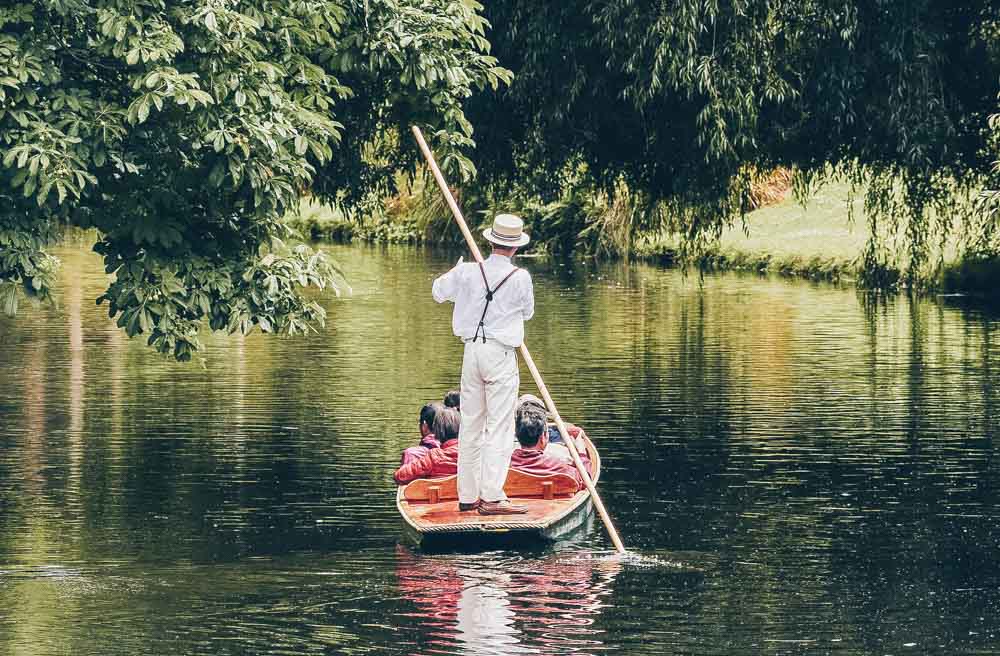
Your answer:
[432,254,534,348]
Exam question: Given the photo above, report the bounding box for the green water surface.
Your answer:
[1,242,998,655]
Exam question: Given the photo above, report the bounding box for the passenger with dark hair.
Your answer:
[401,402,445,465]
[443,389,461,410]
[395,408,462,483]
[420,402,441,436]
[516,394,590,465]
[508,405,590,489]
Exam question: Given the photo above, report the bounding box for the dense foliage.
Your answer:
[0,0,507,359]
[981,91,1000,239]
[466,0,1000,281]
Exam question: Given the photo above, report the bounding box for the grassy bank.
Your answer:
[636,181,872,283]
[638,181,998,296]
[286,183,997,297]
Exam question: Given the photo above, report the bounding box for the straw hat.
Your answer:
[483,213,530,248]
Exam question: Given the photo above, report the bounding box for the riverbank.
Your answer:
[642,183,998,297]
[286,185,998,297]
[634,181,868,284]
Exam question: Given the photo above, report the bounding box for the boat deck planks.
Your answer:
[405,495,582,527]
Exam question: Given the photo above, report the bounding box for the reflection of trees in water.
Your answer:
[981,316,997,457]
[67,254,84,515]
[620,280,1000,653]
[525,259,742,546]
[395,545,622,655]
[3,333,86,651]
[813,294,1000,655]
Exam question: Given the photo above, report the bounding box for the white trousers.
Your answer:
[458,339,519,504]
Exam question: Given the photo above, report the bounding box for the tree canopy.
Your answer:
[465,0,1000,280]
[0,0,508,359]
[3,0,999,362]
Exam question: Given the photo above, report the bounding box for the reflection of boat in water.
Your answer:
[396,435,601,549]
[395,545,622,655]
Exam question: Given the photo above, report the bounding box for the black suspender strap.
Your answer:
[473,262,520,343]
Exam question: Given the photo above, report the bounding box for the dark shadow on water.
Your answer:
[942,293,1000,320]
[413,532,575,555]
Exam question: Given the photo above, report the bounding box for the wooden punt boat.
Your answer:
[396,434,601,549]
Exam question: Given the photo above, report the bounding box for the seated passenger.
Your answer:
[401,402,444,465]
[394,408,461,484]
[443,389,460,410]
[516,394,589,465]
[509,405,591,490]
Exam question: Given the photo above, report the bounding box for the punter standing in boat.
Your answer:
[432,214,534,515]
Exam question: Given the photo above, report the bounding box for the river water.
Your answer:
[0,241,998,655]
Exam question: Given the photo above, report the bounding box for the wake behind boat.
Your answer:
[397,434,601,548]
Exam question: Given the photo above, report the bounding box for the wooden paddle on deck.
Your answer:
[411,125,627,554]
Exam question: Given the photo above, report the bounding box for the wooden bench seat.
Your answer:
[403,470,579,503]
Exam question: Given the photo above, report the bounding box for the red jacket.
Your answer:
[394,438,458,484]
[509,447,591,490]
[400,433,441,465]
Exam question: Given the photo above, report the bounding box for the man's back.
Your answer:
[431,254,534,348]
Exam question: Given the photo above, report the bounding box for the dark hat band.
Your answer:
[490,229,522,242]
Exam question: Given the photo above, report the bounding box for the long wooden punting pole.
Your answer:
[411,125,627,554]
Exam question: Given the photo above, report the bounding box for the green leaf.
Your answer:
[36,180,51,206]
[138,308,152,334]
[126,309,139,336]
[162,275,185,295]
[1,285,17,316]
